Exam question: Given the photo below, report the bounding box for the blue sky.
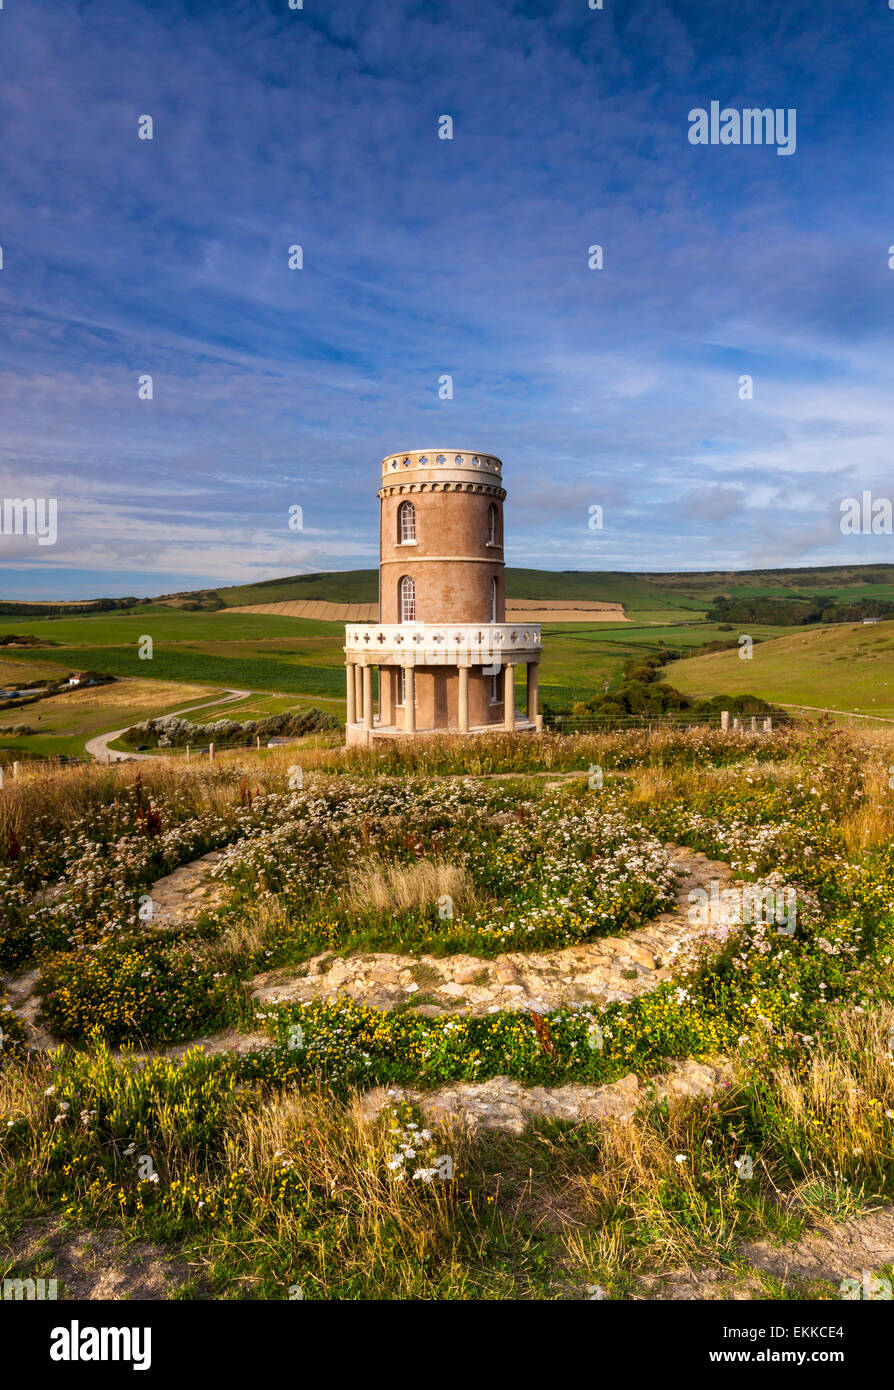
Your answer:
[2,0,894,597]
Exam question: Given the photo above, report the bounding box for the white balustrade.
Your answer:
[344,622,541,665]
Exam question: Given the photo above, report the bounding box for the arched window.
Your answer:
[490,575,498,622]
[487,503,498,546]
[398,500,416,542]
[399,575,416,623]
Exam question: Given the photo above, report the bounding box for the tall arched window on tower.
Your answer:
[490,575,498,622]
[487,503,498,546]
[398,500,416,543]
[399,575,416,623]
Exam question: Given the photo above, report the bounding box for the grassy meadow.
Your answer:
[1,722,894,1299]
[1,562,894,760]
[671,620,894,720]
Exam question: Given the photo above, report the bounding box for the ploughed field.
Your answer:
[1,725,893,1300]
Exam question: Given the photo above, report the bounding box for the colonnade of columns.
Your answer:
[345,658,539,733]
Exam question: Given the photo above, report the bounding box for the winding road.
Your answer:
[85,688,252,762]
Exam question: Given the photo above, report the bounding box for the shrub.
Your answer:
[122,708,339,748]
[37,936,231,1044]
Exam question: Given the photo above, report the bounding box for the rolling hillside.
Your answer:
[13,562,894,619]
[5,566,894,757]
[201,564,894,619]
[669,620,894,719]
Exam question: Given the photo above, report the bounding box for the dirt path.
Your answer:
[84,687,251,762]
[637,1206,894,1300]
[781,702,894,724]
[0,1223,203,1300]
[0,967,56,1049]
[147,849,230,925]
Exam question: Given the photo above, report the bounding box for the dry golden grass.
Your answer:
[45,677,214,714]
[345,857,475,916]
[556,1004,894,1274]
[208,898,290,969]
[0,1053,475,1293]
[773,1005,894,1201]
[224,1086,464,1233]
[0,655,68,686]
[840,758,894,852]
[0,758,249,851]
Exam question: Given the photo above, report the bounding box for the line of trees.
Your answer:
[565,652,784,721]
[0,596,147,617]
[707,595,894,625]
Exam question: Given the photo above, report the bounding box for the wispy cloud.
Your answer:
[1,0,893,596]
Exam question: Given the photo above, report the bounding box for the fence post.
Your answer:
[750,717,758,734]
[763,717,772,733]
[186,744,190,761]
[209,742,215,764]
[12,761,19,780]
[720,711,730,733]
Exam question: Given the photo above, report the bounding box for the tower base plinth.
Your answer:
[345,716,542,747]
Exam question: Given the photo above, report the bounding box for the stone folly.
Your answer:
[345,450,543,744]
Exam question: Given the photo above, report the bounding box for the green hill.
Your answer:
[12,563,894,617]
[669,620,894,719]
[213,570,379,607]
[196,563,894,617]
[503,570,701,612]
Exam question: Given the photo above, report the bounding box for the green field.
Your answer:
[0,609,344,645]
[0,610,800,732]
[0,678,222,759]
[4,646,346,699]
[536,620,802,708]
[212,569,379,607]
[5,563,894,754]
[628,563,894,601]
[670,620,894,719]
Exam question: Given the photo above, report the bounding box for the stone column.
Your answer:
[379,666,392,727]
[354,663,363,721]
[362,665,373,731]
[346,661,356,725]
[458,664,469,732]
[503,663,515,731]
[405,664,416,732]
[526,661,538,722]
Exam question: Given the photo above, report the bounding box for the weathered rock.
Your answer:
[248,845,745,1018]
[147,850,228,926]
[494,956,521,983]
[354,1058,733,1134]
[370,965,400,986]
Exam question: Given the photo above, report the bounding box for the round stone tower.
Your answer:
[345,449,542,743]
